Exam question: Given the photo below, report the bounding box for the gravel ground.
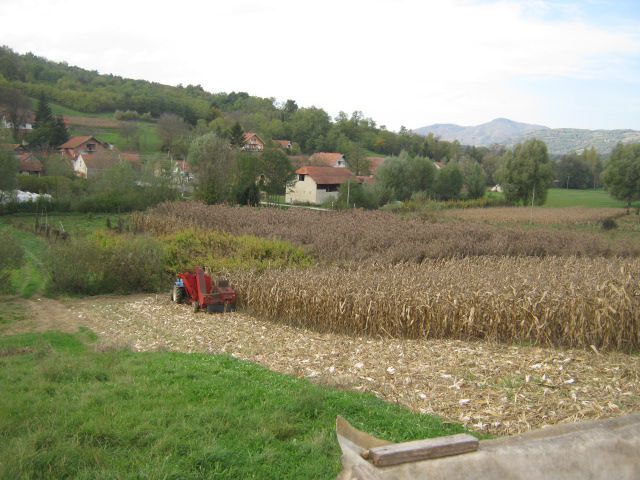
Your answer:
[25,294,640,436]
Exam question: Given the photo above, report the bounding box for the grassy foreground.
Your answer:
[0,330,466,479]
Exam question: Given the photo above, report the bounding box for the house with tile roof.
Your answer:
[285,166,355,205]
[73,150,121,178]
[242,132,265,152]
[59,135,111,161]
[18,152,44,175]
[308,152,347,168]
[273,139,292,150]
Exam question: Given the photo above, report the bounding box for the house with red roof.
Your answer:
[285,166,356,205]
[308,152,347,168]
[18,152,43,176]
[242,132,265,152]
[273,139,292,150]
[59,135,111,161]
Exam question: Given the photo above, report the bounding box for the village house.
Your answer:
[18,152,43,175]
[285,166,355,205]
[59,135,111,161]
[242,132,265,152]
[273,139,292,151]
[72,151,120,178]
[1,113,34,133]
[2,144,43,175]
[308,152,347,168]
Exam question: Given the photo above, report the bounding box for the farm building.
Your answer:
[286,166,354,205]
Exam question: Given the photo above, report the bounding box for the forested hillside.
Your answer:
[0,46,426,157]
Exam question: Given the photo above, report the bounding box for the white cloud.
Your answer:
[1,0,638,129]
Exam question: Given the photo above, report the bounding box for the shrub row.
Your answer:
[47,233,167,295]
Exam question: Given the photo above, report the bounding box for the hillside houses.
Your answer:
[59,136,141,178]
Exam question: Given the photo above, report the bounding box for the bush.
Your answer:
[162,229,312,273]
[601,218,618,231]
[47,233,167,295]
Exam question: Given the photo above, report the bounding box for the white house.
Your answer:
[286,166,355,205]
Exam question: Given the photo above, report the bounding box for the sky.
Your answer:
[1,0,639,131]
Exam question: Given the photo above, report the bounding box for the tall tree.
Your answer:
[464,162,487,199]
[0,85,31,141]
[497,139,554,205]
[227,122,245,148]
[34,92,52,126]
[435,163,464,200]
[603,143,640,209]
[157,113,189,154]
[0,139,19,200]
[555,153,591,189]
[260,148,295,196]
[583,147,602,189]
[188,133,236,204]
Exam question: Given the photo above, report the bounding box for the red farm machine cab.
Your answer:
[171,266,237,313]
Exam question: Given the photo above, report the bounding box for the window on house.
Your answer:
[318,184,338,192]
[298,174,305,181]
[86,143,96,151]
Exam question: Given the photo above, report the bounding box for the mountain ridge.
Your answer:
[413,118,640,155]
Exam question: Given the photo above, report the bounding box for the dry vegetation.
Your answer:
[132,203,640,262]
[441,207,626,225]
[36,295,640,435]
[233,258,640,352]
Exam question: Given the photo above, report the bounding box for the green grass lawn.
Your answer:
[68,122,161,154]
[0,222,48,298]
[0,330,468,479]
[545,188,635,208]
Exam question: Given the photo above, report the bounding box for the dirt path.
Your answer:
[8,294,640,436]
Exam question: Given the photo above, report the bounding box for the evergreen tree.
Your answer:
[34,93,52,126]
[228,122,245,148]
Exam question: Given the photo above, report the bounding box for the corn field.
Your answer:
[231,257,640,351]
[132,203,640,261]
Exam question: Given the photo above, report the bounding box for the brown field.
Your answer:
[63,116,122,128]
[232,257,640,351]
[441,207,625,225]
[132,203,640,262]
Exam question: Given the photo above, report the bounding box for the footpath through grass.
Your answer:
[0,330,468,479]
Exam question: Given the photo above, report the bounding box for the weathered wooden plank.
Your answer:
[367,433,478,467]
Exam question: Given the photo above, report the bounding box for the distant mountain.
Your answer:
[520,128,640,156]
[413,118,640,155]
[413,118,549,146]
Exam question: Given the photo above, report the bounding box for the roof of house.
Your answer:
[308,152,345,167]
[19,153,43,173]
[296,166,354,185]
[367,157,386,175]
[59,135,103,149]
[434,161,445,170]
[243,132,264,143]
[274,139,291,148]
[80,151,120,170]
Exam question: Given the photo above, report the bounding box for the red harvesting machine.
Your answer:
[171,266,237,313]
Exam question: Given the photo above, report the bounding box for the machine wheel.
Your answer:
[172,286,185,304]
[192,301,200,313]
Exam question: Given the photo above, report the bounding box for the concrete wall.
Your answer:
[286,175,340,205]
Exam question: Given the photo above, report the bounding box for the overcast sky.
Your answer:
[1,0,638,131]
